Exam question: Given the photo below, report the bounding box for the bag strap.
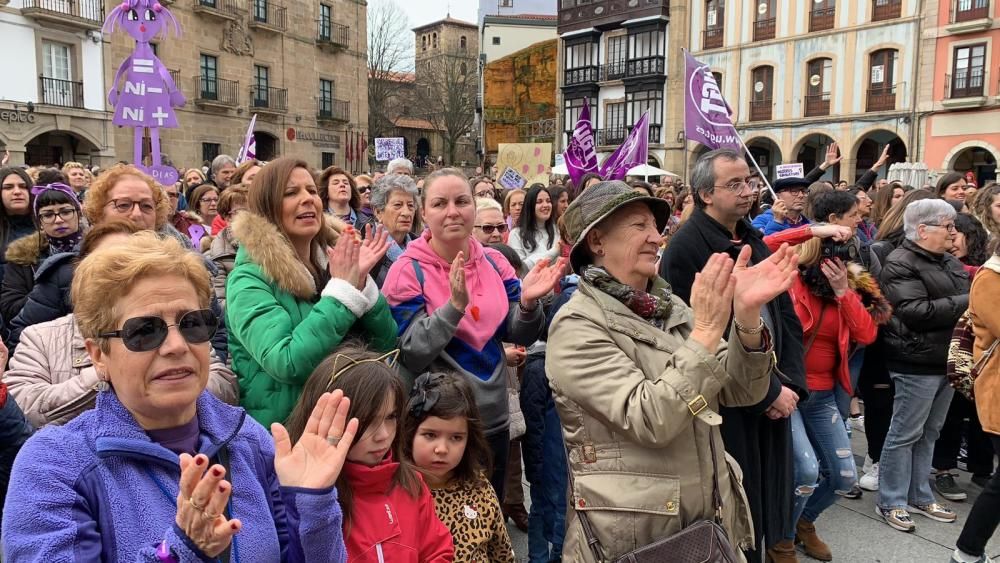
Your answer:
[804,303,827,357]
[973,337,1000,374]
[566,422,726,563]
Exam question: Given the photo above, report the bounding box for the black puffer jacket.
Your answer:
[879,239,970,375]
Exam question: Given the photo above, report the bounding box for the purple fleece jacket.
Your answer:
[1,390,347,562]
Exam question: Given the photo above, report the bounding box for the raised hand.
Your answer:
[1,150,9,167]
[873,145,891,169]
[521,257,567,306]
[689,252,738,350]
[271,390,359,490]
[327,229,360,288]
[732,243,798,316]
[449,252,469,311]
[771,200,788,223]
[823,142,842,168]
[358,223,391,288]
[175,453,241,558]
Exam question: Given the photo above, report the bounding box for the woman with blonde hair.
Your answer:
[968,183,1000,236]
[503,188,525,229]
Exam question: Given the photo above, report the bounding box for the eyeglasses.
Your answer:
[107,198,156,215]
[358,186,372,194]
[98,309,219,352]
[475,223,508,234]
[713,179,757,194]
[200,197,219,204]
[924,222,957,232]
[38,208,78,224]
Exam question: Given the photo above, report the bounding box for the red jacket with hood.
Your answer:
[343,457,454,562]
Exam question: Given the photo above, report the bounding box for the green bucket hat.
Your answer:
[563,180,671,274]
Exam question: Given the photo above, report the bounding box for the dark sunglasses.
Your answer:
[475,223,508,234]
[98,309,218,352]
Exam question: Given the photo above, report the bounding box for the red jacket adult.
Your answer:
[788,274,880,394]
[343,457,454,562]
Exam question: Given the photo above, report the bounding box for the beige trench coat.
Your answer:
[545,280,773,562]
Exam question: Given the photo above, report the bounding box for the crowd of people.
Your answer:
[0,147,996,563]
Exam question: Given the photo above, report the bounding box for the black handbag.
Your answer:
[570,431,741,563]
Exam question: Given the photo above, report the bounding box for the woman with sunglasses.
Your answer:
[2,233,355,562]
[355,174,374,216]
[509,185,560,272]
[319,166,375,236]
[1,183,82,333]
[227,157,397,428]
[5,221,238,428]
[474,197,508,245]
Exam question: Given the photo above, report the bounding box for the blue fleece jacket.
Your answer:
[750,208,810,235]
[1,390,347,563]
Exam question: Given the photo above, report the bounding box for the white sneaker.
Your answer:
[850,415,865,433]
[862,455,874,476]
[860,462,880,491]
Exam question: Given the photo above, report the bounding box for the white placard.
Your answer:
[707,9,717,26]
[754,81,765,93]
[809,74,821,87]
[776,163,805,179]
[870,65,884,84]
[374,137,405,162]
[757,2,768,15]
[498,167,528,190]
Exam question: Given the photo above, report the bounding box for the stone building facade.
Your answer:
[105,0,369,172]
[482,38,558,156]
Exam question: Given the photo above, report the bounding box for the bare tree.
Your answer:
[414,51,477,165]
[367,0,412,142]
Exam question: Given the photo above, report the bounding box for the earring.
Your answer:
[597,249,604,256]
[96,371,110,392]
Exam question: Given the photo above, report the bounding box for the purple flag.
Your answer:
[562,99,598,186]
[237,114,257,164]
[600,111,649,181]
[684,51,740,150]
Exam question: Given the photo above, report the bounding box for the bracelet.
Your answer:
[734,318,765,335]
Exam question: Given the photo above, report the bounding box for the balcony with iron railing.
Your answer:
[602,61,626,81]
[753,18,776,41]
[749,99,772,121]
[318,98,350,122]
[193,0,241,20]
[866,86,896,112]
[564,65,599,86]
[804,93,831,117]
[595,127,627,146]
[872,0,902,22]
[21,0,103,29]
[703,27,724,49]
[194,76,239,108]
[517,118,556,143]
[809,7,836,31]
[249,1,287,32]
[39,76,85,109]
[251,85,288,113]
[626,56,665,79]
[942,70,988,108]
[318,21,350,49]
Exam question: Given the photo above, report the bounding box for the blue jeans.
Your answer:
[878,373,954,509]
[526,405,566,562]
[786,391,858,539]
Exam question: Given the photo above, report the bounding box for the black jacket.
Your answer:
[659,207,806,552]
[1,234,48,333]
[879,239,969,375]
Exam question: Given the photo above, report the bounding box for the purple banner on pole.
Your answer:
[600,111,649,181]
[562,99,599,186]
[684,51,740,150]
[237,114,257,164]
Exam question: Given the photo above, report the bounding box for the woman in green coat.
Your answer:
[227,157,397,426]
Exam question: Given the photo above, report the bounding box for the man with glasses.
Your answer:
[752,177,812,235]
[660,148,808,563]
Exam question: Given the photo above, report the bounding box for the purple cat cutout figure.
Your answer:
[104,0,185,186]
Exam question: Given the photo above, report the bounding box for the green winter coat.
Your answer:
[226,212,398,427]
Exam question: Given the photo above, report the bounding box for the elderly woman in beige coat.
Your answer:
[546,181,799,562]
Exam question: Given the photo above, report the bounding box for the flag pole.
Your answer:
[733,128,777,201]
[681,48,689,183]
